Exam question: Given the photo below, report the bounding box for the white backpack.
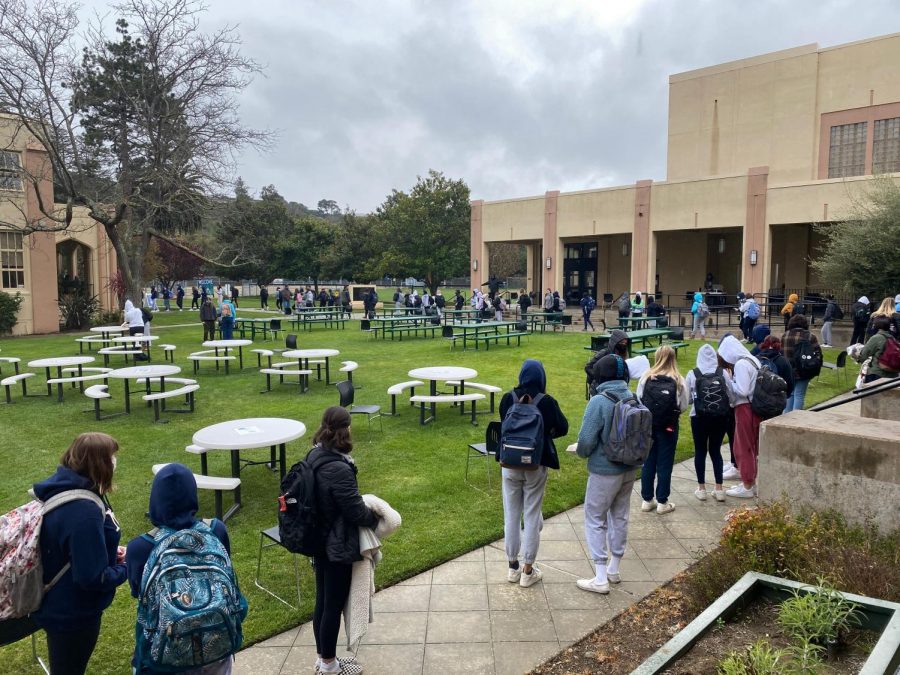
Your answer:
[0,490,105,619]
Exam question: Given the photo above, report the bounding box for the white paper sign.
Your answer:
[235,425,262,435]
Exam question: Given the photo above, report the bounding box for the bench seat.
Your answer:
[189,353,236,374]
[83,384,113,420]
[260,368,312,393]
[472,331,528,349]
[386,380,424,415]
[152,463,239,520]
[2,372,35,402]
[142,384,199,422]
[409,393,485,425]
[445,381,501,413]
[46,373,111,385]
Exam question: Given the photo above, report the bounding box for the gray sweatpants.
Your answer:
[692,313,706,338]
[821,320,833,346]
[502,466,549,564]
[584,472,635,565]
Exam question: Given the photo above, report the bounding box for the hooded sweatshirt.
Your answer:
[31,466,126,631]
[691,292,704,315]
[575,378,636,475]
[781,293,799,316]
[718,335,759,406]
[498,359,568,470]
[585,329,629,384]
[684,344,735,416]
[125,463,230,598]
[123,299,144,328]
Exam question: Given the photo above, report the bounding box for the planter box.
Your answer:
[633,572,900,675]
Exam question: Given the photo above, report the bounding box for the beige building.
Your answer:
[0,118,118,335]
[470,33,900,305]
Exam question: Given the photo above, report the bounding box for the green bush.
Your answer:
[59,293,100,330]
[0,291,23,334]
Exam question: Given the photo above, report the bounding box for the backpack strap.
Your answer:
[39,490,107,594]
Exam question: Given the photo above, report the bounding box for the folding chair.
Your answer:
[254,526,302,609]
[467,421,501,491]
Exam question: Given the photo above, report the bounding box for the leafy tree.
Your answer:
[146,238,205,291]
[811,177,900,298]
[0,0,268,304]
[317,199,341,216]
[277,217,334,289]
[320,211,381,282]
[0,291,23,334]
[374,170,470,294]
[488,243,526,279]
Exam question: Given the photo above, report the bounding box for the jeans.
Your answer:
[744,317,757,341]
[203,320,216,342]
[582,310,594,330]
[690,415,727,485]
[851,320,867,345]
[692,313,706,338]
[784,378,810,413]
[733,403,761,484]
[583,471,634,565]
[46,617,102,675]
[502,466,549,565]
[313,556,353,660]
[640,424,678,504]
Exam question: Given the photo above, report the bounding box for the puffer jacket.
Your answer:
[307,444,379,564]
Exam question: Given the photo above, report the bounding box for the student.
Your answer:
[161,286,169,312]
[176,285,185,311]
[575,354,634,594]
[126,463,240,674]
[645,295,665,328]
[543,288,554,313]
[122,299,145,336]
[782,314,821,412]
[690,292,707,339]
[220,303,235,340]
[756,336,795,399]
[585,329,629,396]
[498,360,568,588]
[434,290,446,318]
[393,287,404,310]
[856,315,900,384]
[740,294,760,342]
[580,292,596,331]
[551,290,562,313]
[636,346,690,514]
[717,335,762,499]
[616,292,630,323]
[341,286,352,318]
[275,286,283,311]
[517,288,532,316]
[685,344,734,501]
[454,289,465,311]
[215,285,224,306]
[200,295,218,342]
[260,286,269,309]
[780,293,799,331]
[748,323,771,356]
[821,294,841,347]
[308,408,380,675]
[191,286,200,309]
[630,292,645,317]
[31,433,127,675]
[866,297,897,339]
[221,295,236,320]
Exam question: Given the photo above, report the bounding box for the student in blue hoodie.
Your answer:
[690,291,706,339]
[31,432,127,675]
[575,354,635,595]
[497,360,568,589]
[125,463,233,674]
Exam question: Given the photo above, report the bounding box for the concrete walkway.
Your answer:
[235,458,732,675]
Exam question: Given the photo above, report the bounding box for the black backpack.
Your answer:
[854,304,869,322]
[692,368,729,417]
[792,302,805,316]
[141,307,153,323]
[792,338,822,380]
[743,358,787,420]
[277,450,341,555]
[639,375,680,430]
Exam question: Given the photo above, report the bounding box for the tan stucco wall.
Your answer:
[649,176,747,231]
[816,34,900,114]
[481,196,544,242]
[556,187,636,238]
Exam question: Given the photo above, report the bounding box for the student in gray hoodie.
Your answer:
[575,354,634,595]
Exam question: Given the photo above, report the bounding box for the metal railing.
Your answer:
[807,376,900,413]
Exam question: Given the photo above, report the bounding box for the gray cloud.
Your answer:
[78,0,900,210]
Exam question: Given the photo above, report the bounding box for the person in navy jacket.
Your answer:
[31,432,127,675]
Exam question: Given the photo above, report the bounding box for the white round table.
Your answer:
[90,325,127,339]
[110,334,159,364]
[202,339,253,369]
[192,417,308,519]
[29,356,96,401]
[283,348,340,384]
[408,366,479,423]
[108,364,182,414]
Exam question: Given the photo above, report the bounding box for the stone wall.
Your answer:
[859,381,900,422]
[758,410,900,532]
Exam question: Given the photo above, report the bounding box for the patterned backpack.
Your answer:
[135,520,247,671]
[0,490,105,619]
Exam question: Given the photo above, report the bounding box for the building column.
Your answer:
[742,166,768,294]
[469,199,485,289]
[23,146,60,334]
[631,180,652,293]
[542,190,559,292]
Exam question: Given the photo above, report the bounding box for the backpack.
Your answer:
[141,307,153,323]
[878,336,900,372]
[558,298,566,310]
[743,358,787,420]
[639,375,681,430]
[498,393,545,468]
[697,302,710,319]
[746,302,760,320]
[692,368,729,417]
[792,302,805,316]
[854,304,869,322]
[135,521,247,672]
[832,303,844,320]
[792,338,823,380]
[618,297,630,313]
[601,390,653,466]
[278,451,342,555]
[0,490,105,620]
[585,296,596,311]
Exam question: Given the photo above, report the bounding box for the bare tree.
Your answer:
[0,0,270,304]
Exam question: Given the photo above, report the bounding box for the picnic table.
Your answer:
[452,321,528,350]
[107,364,181,414]
[368,315,440,340]
[282,348,340,385]
[613,316,665,330]
[525,312,566,332]
[235,317,278,340]
[442,308,481,323]
[375,307,418,316]
[111,334,158,360]
[586,328,673,356]
[91,325,127,339]
[202,339,253,369]
[192,417,307,520]
[28,356,95,402]
[408,366,478,424]
[291,309,347,331]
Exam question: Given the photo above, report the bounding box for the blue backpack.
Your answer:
[746,302,760,320]
[136,520,247,672]
[498,393,545,468]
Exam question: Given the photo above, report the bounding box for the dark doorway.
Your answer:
[563,242,597,304]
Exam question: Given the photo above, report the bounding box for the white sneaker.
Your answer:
[607,572,621,584]
[657,501,676,515]
[722,466,741,481]
[520,566,542,588]
[576,578,610,594]
[694,488,708,501]
[822,344,833,349]
[713,489,726,502]
[722,461,734,472]
[641,499,657,512]
[725,484,756,499]
[507,567,521,583]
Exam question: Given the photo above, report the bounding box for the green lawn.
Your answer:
[0,309,859,673]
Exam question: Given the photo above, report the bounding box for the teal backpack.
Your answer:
[135,520,247,672]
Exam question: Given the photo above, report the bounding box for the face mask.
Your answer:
[112,456,118,472]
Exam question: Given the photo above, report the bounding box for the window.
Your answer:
[0,151,22,191]
[0,231,25,288]
[828,122,867,178]
[873,117,900,174]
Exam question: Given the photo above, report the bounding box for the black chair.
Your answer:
[467,421,501,491]
[360,319,371,331]
[603,293,614,307]
[285,334,298,350]
[442,325,454,338]
[337,380,382,431]
[0,616,48,673]
[821,350,848,387]
[515,320,527,332]
[254,526,302,609]
[269,319,282,341]
[668,327,685,341]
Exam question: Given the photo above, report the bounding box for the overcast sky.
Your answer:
[79,0,900,212]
